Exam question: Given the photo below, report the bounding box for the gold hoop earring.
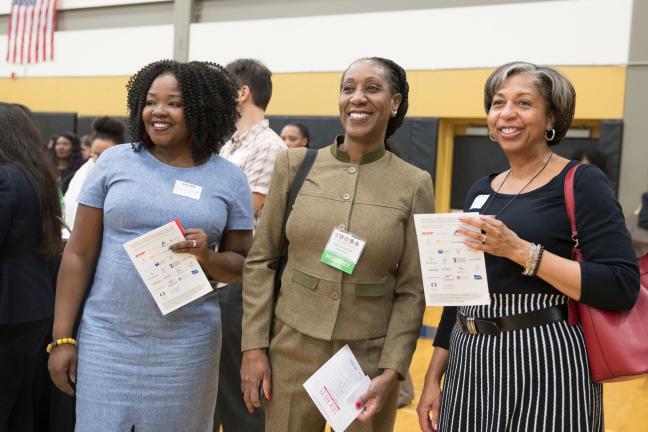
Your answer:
[488,131,497,142]
[544,129,556,142]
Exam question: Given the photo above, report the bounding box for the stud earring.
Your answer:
[544,129,556,142]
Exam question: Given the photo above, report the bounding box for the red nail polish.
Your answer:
[355,401,362,409]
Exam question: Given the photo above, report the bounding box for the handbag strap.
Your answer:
[564,163,583,325]
[273,148,317,296]
[564,164,582,260]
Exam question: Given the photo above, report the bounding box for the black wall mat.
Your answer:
[451,123,623,209]
[31,112,77,144]
[267,116,439,179]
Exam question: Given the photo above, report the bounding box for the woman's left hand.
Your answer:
[355,369,399,423]
[459,215,527,262]
[169,228,210,263]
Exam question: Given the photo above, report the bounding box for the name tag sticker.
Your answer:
[320,228,366,274]
[173,180,203,200]
[470,194,490,210]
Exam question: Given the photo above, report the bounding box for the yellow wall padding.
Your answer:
[0,66,626,119]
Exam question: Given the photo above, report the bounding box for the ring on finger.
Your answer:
[481,234,487,244]
[192,239,197,248]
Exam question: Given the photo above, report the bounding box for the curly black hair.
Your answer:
[126,60,239,162]
[342,57,409,140]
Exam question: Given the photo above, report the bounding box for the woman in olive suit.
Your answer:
[240,57,435,431]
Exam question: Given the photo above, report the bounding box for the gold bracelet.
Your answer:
[46,337,77,354]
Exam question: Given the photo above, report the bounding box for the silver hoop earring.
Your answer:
[488,131,496,142]
[544,129,556,142]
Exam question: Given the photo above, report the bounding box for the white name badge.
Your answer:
[173,180,203,200]
[470,194,490,210]
[320,228,366,274]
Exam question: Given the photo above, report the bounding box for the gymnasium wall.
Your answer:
[0,0,633,118]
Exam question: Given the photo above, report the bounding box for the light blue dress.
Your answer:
[75,144,253,432]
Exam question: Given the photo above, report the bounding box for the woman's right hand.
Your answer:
[417,377,442,431]
[240,348,272,414]
[48,345,78,396]
[417,347,449,432]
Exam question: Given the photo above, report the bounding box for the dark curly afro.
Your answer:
[126,60,239,162]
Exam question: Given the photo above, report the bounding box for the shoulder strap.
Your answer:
[564,164,579,238]
[284,148,317,226]
[273,148,317,296]
[564,164,583,262]
[564,163,583,325]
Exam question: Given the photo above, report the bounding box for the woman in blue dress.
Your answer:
[48,60,254,432]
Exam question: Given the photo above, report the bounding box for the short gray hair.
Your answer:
[484,61,575,146]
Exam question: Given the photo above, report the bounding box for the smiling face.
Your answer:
[487,73,553,155]
[339,59,401,144]
[55,136,73,159]
[142,73,190,150]
[281,125,308,148]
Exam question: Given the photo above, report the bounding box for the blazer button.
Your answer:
[330,292,340,300]
[342,193,351,200]
[348,166,357,174]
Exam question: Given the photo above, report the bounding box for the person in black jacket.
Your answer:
[0,103,63,432]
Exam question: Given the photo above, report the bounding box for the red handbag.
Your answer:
[564,164,648,383]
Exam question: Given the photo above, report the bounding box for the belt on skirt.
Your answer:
[457,304,568,336]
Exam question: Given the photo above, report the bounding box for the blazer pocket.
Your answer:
[291,269,320,290]
[355,282,385,297]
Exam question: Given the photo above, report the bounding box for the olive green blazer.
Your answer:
[242,141,435,377]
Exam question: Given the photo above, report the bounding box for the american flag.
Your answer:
[6,0,58,64]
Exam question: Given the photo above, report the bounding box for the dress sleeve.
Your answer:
[226,169,254,231]
[241,149,295,351]
[574,165,639,310]
[378,170,435,377]
[77,147,116,209]
[0,167,17,247]
[432,307,457,349]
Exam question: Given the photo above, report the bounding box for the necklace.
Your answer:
[480,152,553,218]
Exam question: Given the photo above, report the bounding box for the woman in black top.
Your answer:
[417,62,639,432]
[0,103,63,431]
[51,132,83,195]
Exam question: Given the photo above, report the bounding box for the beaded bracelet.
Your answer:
[46,337,77,354]
[522,243,540,276]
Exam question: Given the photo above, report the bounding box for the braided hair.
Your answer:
[126,60,239,162]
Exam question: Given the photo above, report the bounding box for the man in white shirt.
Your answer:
[215,59,286,431]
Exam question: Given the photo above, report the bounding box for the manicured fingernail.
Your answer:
[433,422,438,430]
[267,392,272,400]
[355,401,362,409]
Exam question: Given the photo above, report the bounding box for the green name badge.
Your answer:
[320,228,366,274]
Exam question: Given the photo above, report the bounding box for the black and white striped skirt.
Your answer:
[439,293,603,432]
